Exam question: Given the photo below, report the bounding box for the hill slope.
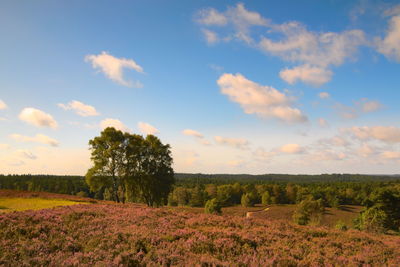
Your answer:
[1,201,399,266]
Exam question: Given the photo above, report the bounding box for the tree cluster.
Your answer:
[86,127,174,207]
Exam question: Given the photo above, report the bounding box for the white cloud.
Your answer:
[214,136,249,150]
[279,65,333,87]
[197,3,268,44]
[58,100,99,117]
[359,99,382,113]
[183,129,204,138]
[85,51,144,87]
[19,108,58,129]
[200,139,211,146]
[196,8,228,26]
[253,147,275,160]
[15,150,37,160]
[377,14,400,61]
[10,134,59,147]
[318,118,328,127]
[319,92,330,99]
[138,122,159,135]
[279,143,305,154]
[319,136,350,147]
[335,98,382,119]
[217,73,307,123]
[197,3,366,86]
[0,99,7,110]
[202,29,219,44]
[100,118,130,132]
[381,151,400,159]
[357,143,376,158]
[349,126,400,143]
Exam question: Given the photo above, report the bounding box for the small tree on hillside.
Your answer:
[293,198,325,226]
[205,198,222,214]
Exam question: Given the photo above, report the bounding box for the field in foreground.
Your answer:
[0,192,399,266]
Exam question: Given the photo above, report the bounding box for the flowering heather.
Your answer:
[0,202,399,266]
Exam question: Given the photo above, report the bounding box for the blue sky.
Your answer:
[1,0,400,175]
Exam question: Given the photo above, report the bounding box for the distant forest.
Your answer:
[1,173,399,198]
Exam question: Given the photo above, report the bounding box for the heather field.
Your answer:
[1,194,399,266]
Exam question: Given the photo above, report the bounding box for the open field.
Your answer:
[0,192,399,266]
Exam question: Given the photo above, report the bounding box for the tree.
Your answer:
[86,127,125,203]
[205,198,222,214]
[86,127,174,206]
[293,198,325,226]
[261,191,271,205]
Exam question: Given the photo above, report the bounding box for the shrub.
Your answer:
[293,198,325,226]
[204,198,222,215]
[354,206,388,234]
[335,220,348,231]
[241,193,254,207]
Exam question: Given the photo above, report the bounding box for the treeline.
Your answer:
[175,173,400,185]
[0,174,91,197]
[168,181,400,208]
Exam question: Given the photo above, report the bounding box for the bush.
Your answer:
[241,193,255,207]
[354,206,388,234]
[293,198,325,226]
[204,198,222,215]
[335,220,348,231]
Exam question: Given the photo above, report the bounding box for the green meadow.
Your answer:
[0,197,87,213]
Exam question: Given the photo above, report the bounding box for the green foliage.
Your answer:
[293,198,325,226]
[261,191,271,205]
[204,198,221,214]
[355,188,400,233]
[335,220,348,231]
[241,193,257,207]
[86,127,174,206]
[355,206,388,233]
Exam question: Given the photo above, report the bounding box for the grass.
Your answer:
[0,197,88,213]
[168,204,363,228]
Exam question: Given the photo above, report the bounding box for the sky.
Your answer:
[0,0,400,175]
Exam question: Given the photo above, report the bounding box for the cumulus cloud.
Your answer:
[0,99,7,110]
[214,136,249,150]
[202,29,219,44]
[279,64,333,87]
[335,98,382,119]
[19,108,58,129]
[183,129,204,138]
[196,8,228,26]
[196,3,268,44]
[197,3,366,86]
[85,51,144,87]
[357,143,376,158]
[138,122,159,135]
[100,118,130,132]
[348,126,400,143]
[217,73,307,123]
[279,143,305,154]
[312,150,347,161]
[319,92,330,99]
[10,134,59,147]
[58,100,99,117]
[376,10,400,61]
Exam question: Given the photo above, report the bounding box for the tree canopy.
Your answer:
[86,127,174,206]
